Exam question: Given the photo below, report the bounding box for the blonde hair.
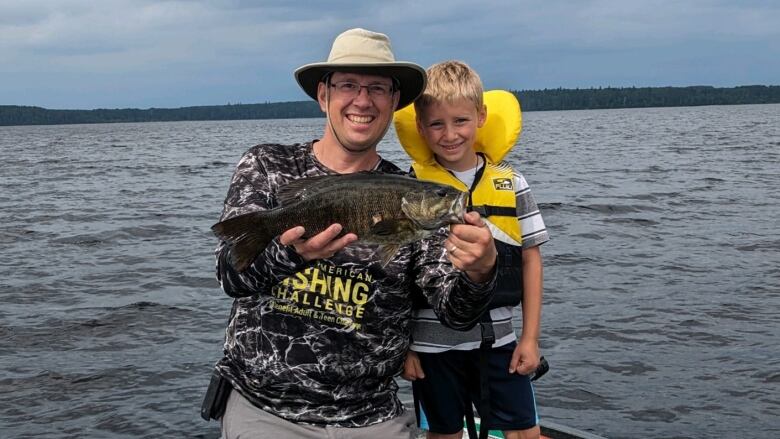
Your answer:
[414,60,484,114]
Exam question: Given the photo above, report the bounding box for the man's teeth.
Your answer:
[348,115,373,123]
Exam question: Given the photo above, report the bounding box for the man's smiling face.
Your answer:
[317,71,399,153]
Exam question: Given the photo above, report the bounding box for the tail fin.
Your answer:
[211,211,277,272]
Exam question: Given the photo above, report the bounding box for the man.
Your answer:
[207,28,498,439]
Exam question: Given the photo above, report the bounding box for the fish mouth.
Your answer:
[449,192,468,223]
[407,191,469,230]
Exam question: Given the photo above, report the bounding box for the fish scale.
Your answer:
[212,173,466,272]
[279,188,404,241]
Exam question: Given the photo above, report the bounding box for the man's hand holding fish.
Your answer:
[279,223,358,262]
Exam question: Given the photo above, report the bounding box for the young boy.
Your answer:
[395,60,549,439]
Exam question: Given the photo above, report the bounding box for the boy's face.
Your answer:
[416,98,487,171]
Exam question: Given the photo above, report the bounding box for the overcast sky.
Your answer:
[1,0,778,109]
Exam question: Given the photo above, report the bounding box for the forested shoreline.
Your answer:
[2,85,778,126]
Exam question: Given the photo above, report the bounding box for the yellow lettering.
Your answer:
[333,278,352,302]
[290,291,299,302]
[292,270,309,290]
[352,282,369,305]
[310,269,328,294]
[335,304,353,317]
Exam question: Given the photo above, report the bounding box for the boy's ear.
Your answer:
[415,117,424,135]
[477,104,487,128]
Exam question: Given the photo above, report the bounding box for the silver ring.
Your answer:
[449,245,458,254]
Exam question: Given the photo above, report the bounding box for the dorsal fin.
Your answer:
[275,171,393,205]
[275,174,341,205]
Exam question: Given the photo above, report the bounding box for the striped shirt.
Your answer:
[410,169,549,353]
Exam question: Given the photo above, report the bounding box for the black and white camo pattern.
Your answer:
[213,142,495,427]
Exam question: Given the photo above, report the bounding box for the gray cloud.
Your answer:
[1,0,777,108]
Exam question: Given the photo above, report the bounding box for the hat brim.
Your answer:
[295,62,426,110]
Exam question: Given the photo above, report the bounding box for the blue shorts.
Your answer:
[413,342,539,434]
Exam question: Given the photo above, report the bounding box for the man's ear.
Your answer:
[317,82,328,113]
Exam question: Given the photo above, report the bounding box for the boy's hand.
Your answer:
[401,351,425,381]
[446,211,497,282]
[509,339,540,375]
[280,224,358,261]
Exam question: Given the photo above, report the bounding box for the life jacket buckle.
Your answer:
[479,321,496,345]
[470,205,488,217]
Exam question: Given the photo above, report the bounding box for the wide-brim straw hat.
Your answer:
[295,28,426,109]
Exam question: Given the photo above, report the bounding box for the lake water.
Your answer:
[1,104,778,438]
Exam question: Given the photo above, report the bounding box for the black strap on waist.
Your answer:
[469,205,518,218]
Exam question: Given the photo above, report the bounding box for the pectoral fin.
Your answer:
[376,244,401,267]
[400,196,414,220]
[369,219,401,237]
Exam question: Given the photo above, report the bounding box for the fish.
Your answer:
[212,172,467,272]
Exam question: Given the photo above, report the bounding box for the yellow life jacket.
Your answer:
[395,90,523,245]
[411,158,522,246]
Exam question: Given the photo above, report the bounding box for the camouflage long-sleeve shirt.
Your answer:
[213,142,495,427]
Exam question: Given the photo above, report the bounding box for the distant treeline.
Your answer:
[2,85,778,126]
[512,85,780,111]
[0,101,324,127]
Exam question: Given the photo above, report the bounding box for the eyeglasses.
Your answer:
[329,81,394,99]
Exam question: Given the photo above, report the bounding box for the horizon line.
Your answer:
[4,84,778,112]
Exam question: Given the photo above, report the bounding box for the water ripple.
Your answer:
[1,106,779,438]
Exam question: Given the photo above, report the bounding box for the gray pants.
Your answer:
[221,390,417,439]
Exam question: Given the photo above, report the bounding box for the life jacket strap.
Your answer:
[473,313,496,439]
[469,205,518,218]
